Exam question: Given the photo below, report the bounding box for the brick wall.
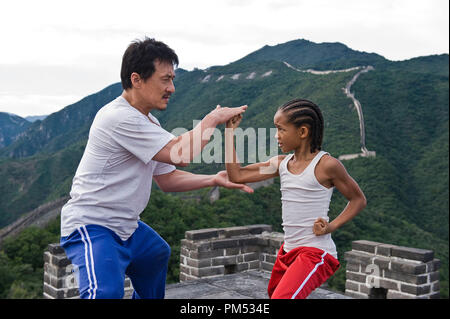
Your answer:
[179,225,280,281]
[344,240,440,299]
[43,243,134,299]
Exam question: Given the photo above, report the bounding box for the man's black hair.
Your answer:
[278,99,324,153]
[120,37,179,90]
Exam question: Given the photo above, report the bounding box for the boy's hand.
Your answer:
[313,217,334,236]
[210,104,247,125]
[226,114,243,129]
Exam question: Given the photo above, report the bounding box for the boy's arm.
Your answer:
[313,157,367,236]
[153,104,247,166]
[225,116,282,183]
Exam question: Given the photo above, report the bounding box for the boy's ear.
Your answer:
[298,125,310,138]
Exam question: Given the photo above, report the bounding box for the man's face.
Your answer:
[139,60,176,111]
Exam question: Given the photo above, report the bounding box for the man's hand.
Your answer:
[313,217,335,236]
[226,114,243,129]
[213,170,254,193]
[209,105,247,126]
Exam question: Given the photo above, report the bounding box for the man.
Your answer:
[60,37,250,299]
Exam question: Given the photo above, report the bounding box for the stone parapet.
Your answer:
[344,240,440,299]
[179,224,280,281]
[43,243,134,299]
[43,228,441,299]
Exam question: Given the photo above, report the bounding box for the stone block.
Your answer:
[223,226,250,238]
[241,245,261,254]
[386,290,416,299]
[196,266,225,277]
[211,238,240,249]
[352,240,382,253]
[379,278,401,291]
[400,283,431,295]
[186,257,212,268]
[243,252,259,262]
[180,247,190,257]
[190,249,224,259]
[238,237,260,247]
[345,271,366,283]
[372,256,390,270]
[247,224,272,234]
[391,246,434,263]
[255,237,269,247]
[261,261,274,272]
[264,254,276,264]
[268,238,283,249]
[426,259,441,272]
[431,281,440,292]
[236,263,249,272]
[345,289,368,299]
[47,243,64,255]
[185,228,220,241]
[51,254,71,268]
[345,263,360,272]
[260,245,277,255]
[376,244,396,257]
[43,282,64,299]
[44,251,52,264]
[225,247,240,255]
[345,280,359,292]
[212,256,237,266]
[429,292,440,299]
[390,260,427,275]
[383,270,428,285]
[44,263,68,277]
[180,264,191,275]
[344,250,372,265]
[66,287,80,298]
[429,271,440,282]
[180,239,197,251]
[248,260,260,270]
[180,272,197,282]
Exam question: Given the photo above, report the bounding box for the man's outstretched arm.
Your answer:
[153,169,254,193]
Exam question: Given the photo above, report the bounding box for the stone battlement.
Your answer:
[180,224,279,281]
[344,240,440,299]
[43,225,440,299]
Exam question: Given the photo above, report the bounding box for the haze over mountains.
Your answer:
[0,38,448,296]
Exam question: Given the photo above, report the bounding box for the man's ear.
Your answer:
[130,72,142,89]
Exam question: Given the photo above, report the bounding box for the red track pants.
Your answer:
[268,244,340,299]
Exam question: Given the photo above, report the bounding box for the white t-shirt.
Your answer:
[61,96,176,240]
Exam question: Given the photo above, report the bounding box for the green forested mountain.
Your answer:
[0,84,122,159]
[0,39,448,298]
[235,39,387,70]
[0,113,31,148]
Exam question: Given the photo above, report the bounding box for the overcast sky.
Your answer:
[0,0,448,118]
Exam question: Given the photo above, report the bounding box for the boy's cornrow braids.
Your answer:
[278,99,324,153]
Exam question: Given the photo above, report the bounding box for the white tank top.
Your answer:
[279,151,338,258]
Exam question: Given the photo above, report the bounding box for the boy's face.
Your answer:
[273,110,309,153]
[138,60,176,111]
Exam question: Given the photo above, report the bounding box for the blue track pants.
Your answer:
[60,221,170,299]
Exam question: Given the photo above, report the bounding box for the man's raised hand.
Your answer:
[213,170,254,193]
[209,104,247,125]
